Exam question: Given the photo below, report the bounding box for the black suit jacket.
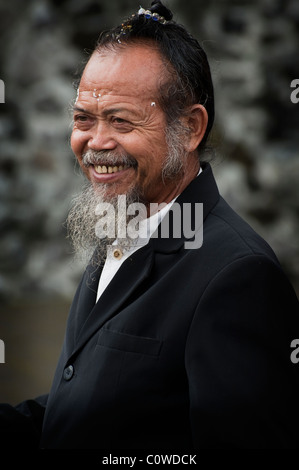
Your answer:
[2,163,299,449]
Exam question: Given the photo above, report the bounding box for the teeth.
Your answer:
[94,165,127,174]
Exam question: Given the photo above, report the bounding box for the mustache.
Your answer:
[82,149,138,168]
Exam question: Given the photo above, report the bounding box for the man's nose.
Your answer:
[87,121,117,151]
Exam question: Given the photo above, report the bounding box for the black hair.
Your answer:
[95,1,214,153]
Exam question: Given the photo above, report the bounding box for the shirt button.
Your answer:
[63,365,74,381]
[113,248,123,259]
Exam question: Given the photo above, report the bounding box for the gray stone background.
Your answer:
[0,0,298,403]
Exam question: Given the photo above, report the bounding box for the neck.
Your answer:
[145,156,200,216]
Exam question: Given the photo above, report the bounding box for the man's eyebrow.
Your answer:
[102,107,139,117]
[72,105,139,117]
[72,106,90,114]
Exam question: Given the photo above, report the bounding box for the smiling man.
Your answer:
[66,35,209,264]
[1,1,299,450]
[71,43,206,203]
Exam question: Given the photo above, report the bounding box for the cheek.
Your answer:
[70,132,77,153]
[70,130,84,157]
[77,158,90,180]
[71,132,90,178]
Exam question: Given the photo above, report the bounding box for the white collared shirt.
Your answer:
[96,199,175,302]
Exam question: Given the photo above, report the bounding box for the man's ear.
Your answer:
[183,104,209,152]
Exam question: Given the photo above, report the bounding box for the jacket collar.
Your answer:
[150,162,219,253]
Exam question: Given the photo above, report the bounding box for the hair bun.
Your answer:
[150,1,173,21]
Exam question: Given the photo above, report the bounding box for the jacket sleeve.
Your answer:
[0,394,48,448]
[185,254,299,449]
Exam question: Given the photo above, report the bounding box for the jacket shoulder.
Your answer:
[205,195,279,264]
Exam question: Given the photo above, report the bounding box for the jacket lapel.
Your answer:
[68,242,154,361]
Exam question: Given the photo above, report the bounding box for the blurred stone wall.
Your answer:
[1,0,299,303]
[178,0,299,295]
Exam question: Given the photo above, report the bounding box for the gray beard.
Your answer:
[66,120,190,266]
[66,182,145,267]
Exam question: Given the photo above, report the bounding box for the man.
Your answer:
[1,1,299,449]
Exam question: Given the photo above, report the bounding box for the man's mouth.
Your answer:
[94,164,130,174]
[82,150,137,183]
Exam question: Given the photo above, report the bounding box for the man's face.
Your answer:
[71,43,189,204]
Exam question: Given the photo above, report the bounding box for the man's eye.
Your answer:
[74,115,88,122]
[111,117,133,132]
[112,117,126,124]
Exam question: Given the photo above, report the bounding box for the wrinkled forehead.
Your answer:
[79,43,167,97]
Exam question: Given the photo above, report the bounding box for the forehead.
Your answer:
[79,43,165,98]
